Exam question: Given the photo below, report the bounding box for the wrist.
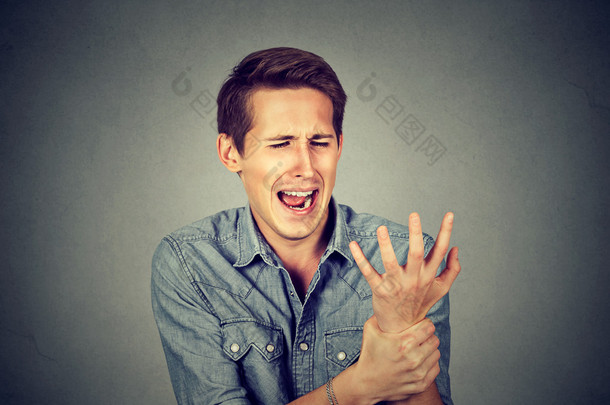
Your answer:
[331,363,377,405]
[377,318,411,334]
[375,312,419,334]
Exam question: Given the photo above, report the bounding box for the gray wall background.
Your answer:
[1,1,609,404]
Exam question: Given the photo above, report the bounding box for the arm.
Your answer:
[288,316,440,405]
[152,238,441,405]
[151,239,252,404]
[349,213,460,404]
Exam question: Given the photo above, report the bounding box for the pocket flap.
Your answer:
[324,326,363,368]
[222,319,284,362]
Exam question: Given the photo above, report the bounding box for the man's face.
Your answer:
[234,87,342,244]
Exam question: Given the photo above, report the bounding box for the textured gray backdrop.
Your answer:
[1,1,609,404]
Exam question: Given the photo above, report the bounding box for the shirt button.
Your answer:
[337,351,346,361]
[299,342,309,351]
[230,343,240,353]
[266,344,275,353]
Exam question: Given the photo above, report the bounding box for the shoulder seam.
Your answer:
[162,235,219,317]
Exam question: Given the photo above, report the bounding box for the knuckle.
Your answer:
[356,259,370,270]
[431,363,441,380]
[403,352,423,370]
[421,319,435,335]
[437,244,449,256]
[401,336,417,352]
[404,359,418,371]
[375,278,398,295]
[433,335,440,349]
[441,283,452,295]
[426,334,440,350]
[373,282,387,294]
[413,368,427,381]
[414,379,428,393]
[386,276,400,290]
[409,250,424,261]
[432,349,441,362]
[425,365,440,387]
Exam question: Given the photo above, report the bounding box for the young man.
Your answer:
[152,47,460,404]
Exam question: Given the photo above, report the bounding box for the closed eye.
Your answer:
[269,141,290,149]
[311,141,329,148]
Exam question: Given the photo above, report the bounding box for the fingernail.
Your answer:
[377,226,388,239]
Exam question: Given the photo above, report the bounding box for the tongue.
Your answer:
[280,193,308,207]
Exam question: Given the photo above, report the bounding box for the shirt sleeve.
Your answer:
[151,237,252,405]
[425,256,454,405]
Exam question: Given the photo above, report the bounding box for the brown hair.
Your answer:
[217,47,347,156]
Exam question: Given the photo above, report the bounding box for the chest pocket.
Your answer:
[324,326,363,378]
[221,319,284,362]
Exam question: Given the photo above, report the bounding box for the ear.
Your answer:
[217,133,242,173]
[337,133,343,160]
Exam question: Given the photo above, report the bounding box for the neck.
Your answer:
[273,228,329,272]
[266,209,334,272]
[278,213,334,301]
[253,203,336,298]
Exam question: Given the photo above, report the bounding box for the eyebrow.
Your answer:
[264,133,335,141]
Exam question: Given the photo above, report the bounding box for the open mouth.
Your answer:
[277,189,319,211]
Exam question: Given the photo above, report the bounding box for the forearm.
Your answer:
[384,382,442,405]
[288,366,441,405]
[287,365,373,405]
[375,314,445,405]
[382,320,443,405]
[289,317,441,405]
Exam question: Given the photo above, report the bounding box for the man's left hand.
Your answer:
[349,212,460,333]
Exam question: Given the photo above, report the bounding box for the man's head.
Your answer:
[216,47,347,156]
[216,48,347,245]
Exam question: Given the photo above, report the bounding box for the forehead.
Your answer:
[249,87,334,132]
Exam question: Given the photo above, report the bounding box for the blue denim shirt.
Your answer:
[151,198,453,405]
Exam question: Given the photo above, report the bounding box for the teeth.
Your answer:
[290,196,313,210]
[282,190,314,197]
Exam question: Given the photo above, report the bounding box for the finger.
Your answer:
[406,213,425,277]
[419,333,440,356]
[400,318,436,352]
[416,350,441,388]
[425,212,454,272]
[403,329,440,367]
[422,359,441,390]
[396,358,440,396]
[349,241,383,291]
[377,226,401,274]
[435,246,461,294]
[401,340,441,386]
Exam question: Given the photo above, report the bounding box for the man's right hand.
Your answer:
[333,315,441,405]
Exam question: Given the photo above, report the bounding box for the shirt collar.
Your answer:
[233,197,354,268]
[234,203,276,268]
[321,197,354,266]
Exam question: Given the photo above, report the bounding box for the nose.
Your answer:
[290,142,315,178]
